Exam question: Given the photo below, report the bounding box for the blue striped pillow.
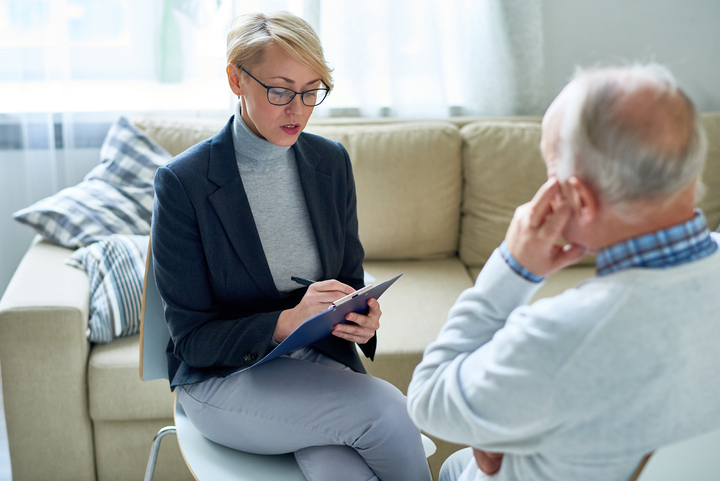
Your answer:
[66,235,149,343]
[13,117,171,248]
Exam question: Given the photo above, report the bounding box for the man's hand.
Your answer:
[505,178,586,278]
[473,448,504,475]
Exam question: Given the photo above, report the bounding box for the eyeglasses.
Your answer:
[239,66,330,107]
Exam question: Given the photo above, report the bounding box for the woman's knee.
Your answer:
[357,376,419,436]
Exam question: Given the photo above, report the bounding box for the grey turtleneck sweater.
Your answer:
[231,105,323,293]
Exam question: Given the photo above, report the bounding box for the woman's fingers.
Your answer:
[311,279,355,296]
[303,280,356,311]
[332,298,381,344]
[278,282,374,344]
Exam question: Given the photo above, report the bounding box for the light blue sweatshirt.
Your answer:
[408,233,720,480]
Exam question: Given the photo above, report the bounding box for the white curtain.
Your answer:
[315,0,544,118]
[0,0,544,295]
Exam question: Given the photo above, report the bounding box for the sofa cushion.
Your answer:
[88,334,174,421]
[699,112,720,231]
[363,258,473,354]
[87,259,473,421]
[459,119,546,269]
[308,122,463,260]
[66,235,149,343]
[13,117,171,248]
[93,419,194,481]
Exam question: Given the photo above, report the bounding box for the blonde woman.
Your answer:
[151,11,432,481]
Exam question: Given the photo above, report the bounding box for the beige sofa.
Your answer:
[2,113,719,481]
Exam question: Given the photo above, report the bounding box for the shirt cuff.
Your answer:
[499,241,545,283]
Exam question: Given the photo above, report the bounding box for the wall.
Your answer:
[541,0,720,112]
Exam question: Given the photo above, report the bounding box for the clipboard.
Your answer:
[233,274,403,374]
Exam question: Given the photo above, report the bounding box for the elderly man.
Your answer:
[408,64,720,481]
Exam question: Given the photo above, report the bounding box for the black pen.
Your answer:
[291,276,317,287]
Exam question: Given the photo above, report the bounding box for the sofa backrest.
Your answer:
[133,117,463,262]
[699,112,720,231]
[135,112,720,270]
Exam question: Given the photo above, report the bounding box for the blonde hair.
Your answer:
[227,11,334,91]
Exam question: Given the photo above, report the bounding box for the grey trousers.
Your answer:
[177,348,432,481]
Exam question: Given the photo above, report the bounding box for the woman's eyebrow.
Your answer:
[269,76,323,87]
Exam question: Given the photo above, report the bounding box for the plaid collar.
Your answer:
[596,210,718,276]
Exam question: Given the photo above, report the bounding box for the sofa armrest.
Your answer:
[0,236,96,481]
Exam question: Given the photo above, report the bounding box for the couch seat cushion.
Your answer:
[363,258,473,354]
[88,334,174,421]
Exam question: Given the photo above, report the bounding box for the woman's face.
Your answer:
[230,44,322,147]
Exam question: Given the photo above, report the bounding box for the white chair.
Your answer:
[630,428,720,481]
[139,240,436,480]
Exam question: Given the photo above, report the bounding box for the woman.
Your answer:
[151,11,432,481]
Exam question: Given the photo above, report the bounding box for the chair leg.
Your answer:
[144,425,178,481]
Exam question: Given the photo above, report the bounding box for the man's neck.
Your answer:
[592,184,697,250]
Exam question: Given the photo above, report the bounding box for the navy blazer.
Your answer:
[152,116,375,387]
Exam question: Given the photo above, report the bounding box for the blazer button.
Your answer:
[243,352,258,363]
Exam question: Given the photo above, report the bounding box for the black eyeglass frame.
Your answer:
[239,66,330,107]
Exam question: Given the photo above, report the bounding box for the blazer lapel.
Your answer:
[294,136,342,279]
[206,118,280,299]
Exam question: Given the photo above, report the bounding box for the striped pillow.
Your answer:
[13,117,171,248]
[66,235,149,343]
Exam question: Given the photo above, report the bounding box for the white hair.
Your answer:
[556,63,707,211]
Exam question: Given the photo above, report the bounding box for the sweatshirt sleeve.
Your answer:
[407,248,560,452]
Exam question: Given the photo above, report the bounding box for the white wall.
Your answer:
[541,0,720,112]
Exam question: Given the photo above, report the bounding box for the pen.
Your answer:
[291,276,316,287]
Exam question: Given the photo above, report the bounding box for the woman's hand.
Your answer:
[274,280,355,343]
[332,297,381,345]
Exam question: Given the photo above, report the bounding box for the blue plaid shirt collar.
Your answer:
[595,210,718,277]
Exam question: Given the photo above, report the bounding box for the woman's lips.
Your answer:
[281,124,300,135]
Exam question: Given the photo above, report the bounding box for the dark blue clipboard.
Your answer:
[232,274,402,374]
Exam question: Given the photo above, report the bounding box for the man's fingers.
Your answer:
[528,179,562,228]
[555,243,586,267]
[540,199,572,239]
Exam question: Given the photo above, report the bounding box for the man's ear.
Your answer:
[227,64,242,97]
[566,175,597,226]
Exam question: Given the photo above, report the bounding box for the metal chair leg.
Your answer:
[144,425,177,481]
